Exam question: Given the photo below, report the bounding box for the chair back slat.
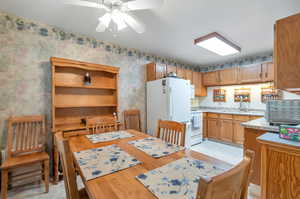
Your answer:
[55,136,80,199]
[7,116,46,158]
[196,150,255,199]
[156,120,186,146]
[86,116,119,134]
[123,109,141,131]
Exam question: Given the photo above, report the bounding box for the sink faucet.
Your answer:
[239,96,248,112]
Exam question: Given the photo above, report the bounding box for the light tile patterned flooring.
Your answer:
[8,140,260,199]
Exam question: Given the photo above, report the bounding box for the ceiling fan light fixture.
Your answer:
[194,32,241,56]
[112,10,128,31]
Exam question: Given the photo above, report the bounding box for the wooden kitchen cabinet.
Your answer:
[219,67,238,85]
[146,63,166,81]
[206,113,262,146]
[233,115,250,145]
[166,65,177,75]
[185,69,193,81]
[220,119,233,142]
[192,71,206,97]
[274,13,300,90]
[243,128,266,185]
[238,64,262,84]
[258,133,300,199]
[262,62,274,82]
[176,67,186,79]
[207,118,220,139]
[203,71,220,86]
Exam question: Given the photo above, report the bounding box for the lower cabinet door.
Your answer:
[207,118,220,139]
[233,120,245,144]
[220,119,233,142]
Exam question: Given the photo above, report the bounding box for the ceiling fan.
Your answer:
[65,0,164,34]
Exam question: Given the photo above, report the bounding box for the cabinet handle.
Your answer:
[265,72,268,78]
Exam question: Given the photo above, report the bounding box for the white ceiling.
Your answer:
[1,0,300,66]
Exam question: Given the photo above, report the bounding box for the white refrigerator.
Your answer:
[146,78,192,147]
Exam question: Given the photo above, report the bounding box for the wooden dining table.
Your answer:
[58,129,232,199]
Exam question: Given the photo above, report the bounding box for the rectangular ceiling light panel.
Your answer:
[194,32,241,56]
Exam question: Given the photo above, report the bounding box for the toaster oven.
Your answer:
[265,100,300,125]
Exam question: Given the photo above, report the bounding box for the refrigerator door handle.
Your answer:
[169,86,173,120]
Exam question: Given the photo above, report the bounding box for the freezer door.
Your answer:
[167,78,191,122]
[146,79,169,136]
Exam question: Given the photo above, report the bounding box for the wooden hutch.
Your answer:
[51,57,119,182]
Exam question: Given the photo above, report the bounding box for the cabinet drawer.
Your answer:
[207,113,219,118]
[233,115,250,122]
[219,114,233,119]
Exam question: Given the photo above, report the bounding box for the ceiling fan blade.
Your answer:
[112,10,128,31]
[96,22,106,32]
[122,0,163,11]
[64,0,110,11]
[96,13,112,32]
[118,12,145,33]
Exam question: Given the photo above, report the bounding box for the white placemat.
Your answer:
[136,157,228,199]
[128,137,185,158]
[86,131,134,143]
[74,144,141,181]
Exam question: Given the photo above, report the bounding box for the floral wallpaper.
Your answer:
[0,11,195,150]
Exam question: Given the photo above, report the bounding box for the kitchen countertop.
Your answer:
[241,117,279,132]
[191,107,265,116]
[257,133,300,148]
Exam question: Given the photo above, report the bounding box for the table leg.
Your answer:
[53,145,59,184]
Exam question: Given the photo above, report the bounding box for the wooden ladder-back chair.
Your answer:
[0,116,49,199]
[123,109,141,131]
[156,120,186,146]
[86,116,119,134]
[55,134,89,199]
[196,150,255,199]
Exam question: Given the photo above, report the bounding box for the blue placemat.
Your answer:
[136,157,228,199]
[74,144,141,181]
[128,137,185,158]
[86,131,134,143]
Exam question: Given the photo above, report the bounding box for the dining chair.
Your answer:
[0,116,49,199]
[156,120,186,146]
[196,150,255,199]
[55,135,89,199]
[123,109,141,131]
[86,116,119,134]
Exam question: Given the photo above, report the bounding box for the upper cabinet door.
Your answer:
[203,71,220,86]
[219,67,238,85]
[146,63,166,81]
[185,69,193,82]
[166,65,177,75]
[275,13,300,89]
[177,67,186,79]
[155,63,167,79]
[192,71,207,97]
[238,64,262,84]
[262,62,274,82]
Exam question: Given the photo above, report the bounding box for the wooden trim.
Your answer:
[50,57,119,74]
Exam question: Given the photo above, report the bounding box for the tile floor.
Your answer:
[7,140,260,199]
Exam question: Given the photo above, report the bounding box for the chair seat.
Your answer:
[1,152,49,169]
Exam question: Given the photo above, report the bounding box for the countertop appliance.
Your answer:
[146,78,192,147]
[266,99,300,125]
